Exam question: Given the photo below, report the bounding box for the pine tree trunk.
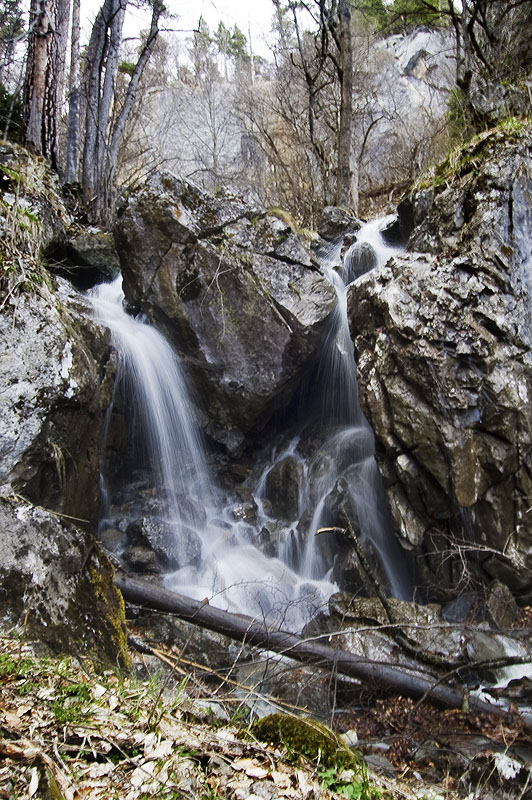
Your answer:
[23,0,52,156]
[23,0,70,169]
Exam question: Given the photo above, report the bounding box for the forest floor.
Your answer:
[1,629,530,800]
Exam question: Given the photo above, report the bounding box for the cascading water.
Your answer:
[91,217,410,632]
[254,217,411,601]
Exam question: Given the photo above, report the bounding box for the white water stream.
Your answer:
[91,218,410,631]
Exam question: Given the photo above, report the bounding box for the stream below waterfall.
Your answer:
[91,218,411,631]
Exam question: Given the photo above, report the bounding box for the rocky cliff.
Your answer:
[0,143,128,665]
[348,121,532,601]
[115,174,336,451]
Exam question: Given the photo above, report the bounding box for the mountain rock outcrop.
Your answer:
[0,144,126,663]
[0,277,112,522]
[115,174,337,451]
[348,123,532,600]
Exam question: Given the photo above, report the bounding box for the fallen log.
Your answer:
[115,573,530,724]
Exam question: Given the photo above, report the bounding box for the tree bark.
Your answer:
[114,573,530,727]
[81,0,162,222]
[64,0,80,183]
[335,0,356,211]
[23,0,70,169]
[23,0,52,156]
[104,0,163,212]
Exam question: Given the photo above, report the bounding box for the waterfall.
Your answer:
[91,217,410,632]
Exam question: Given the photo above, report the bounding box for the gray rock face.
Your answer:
[0,278,112,522]
[115,174,337,450]
[348,127,532,599]
[0,496,129,665]
[308,593,530,681]
[264,456,303,521]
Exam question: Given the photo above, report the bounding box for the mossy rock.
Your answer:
[250,712,359,770]
[413,116,532,192]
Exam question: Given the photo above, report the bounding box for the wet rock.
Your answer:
[122,544,161,574]
[317,206,363,240]
[442,594,479,624]
[379,215,410,248]
[46,229,120,288]
[126,517,202,570]
[232,500,258,524]
[486,580,520,630]
[98,527,127,555]
[264,456,303,521]
[115,174,337,451]
[348,126,532,599]
[0,495,129,667]
[344,241,377,281]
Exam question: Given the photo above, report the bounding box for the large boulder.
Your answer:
[348,124,532,600]
[0,495,130,666]
[115,174,337,451]
[0,145,125,665]
[0,277,113,522]
[0,143,113,523]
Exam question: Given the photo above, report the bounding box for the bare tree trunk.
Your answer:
[104,0,163,213]
[335,0,356,211]
[95,0,126,195]
[115,573,531,728]
[23,0,52,156]
[81,0,162,222]
[81,0,115,209]
[64,0,80,183]
[23,0,70,169]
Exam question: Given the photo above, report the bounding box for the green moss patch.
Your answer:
[250,712,359,770]
[413,116,532,192]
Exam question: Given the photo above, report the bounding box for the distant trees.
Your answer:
[15,0,528,229]
[239,0,447,223]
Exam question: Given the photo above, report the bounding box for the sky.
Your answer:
[81,0,277,60]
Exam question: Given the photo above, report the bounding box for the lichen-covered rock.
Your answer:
[0,496,130,667]
[115,174,337,450]
[0,141,72,254]
[348,124,532,599]
[0,277,112,522]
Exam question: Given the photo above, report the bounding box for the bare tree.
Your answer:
[446,0,532,126]
[81,0,164,222]
[23,0,71,169]
[64,0,80,184]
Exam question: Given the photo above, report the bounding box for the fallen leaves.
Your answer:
[0,637,343,799]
